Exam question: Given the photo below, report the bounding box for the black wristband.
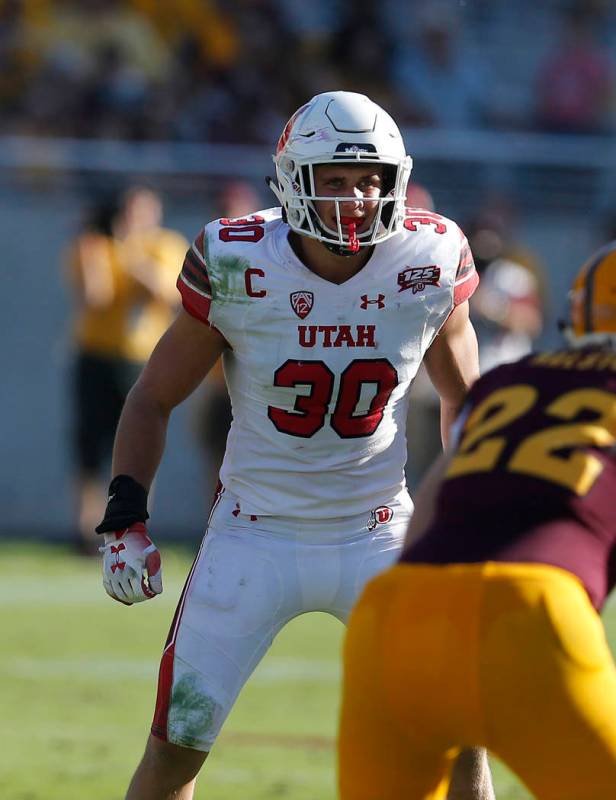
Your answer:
[95,474,149,534]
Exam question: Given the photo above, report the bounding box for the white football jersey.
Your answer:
[178,207,478,518]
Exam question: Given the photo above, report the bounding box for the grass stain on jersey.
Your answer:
[167,673,221,748]
[208,255,253,304]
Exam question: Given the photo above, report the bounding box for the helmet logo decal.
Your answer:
[398,266,441,294]
[301,126,334,142]
[290,291,314,319]
[276,103,310,155]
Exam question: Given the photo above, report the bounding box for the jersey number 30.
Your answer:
[268,359,398,439]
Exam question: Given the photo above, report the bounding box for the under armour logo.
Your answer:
[110,543,126,573]
[360,294,385,310]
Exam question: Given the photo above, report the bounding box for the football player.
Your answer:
[338,241,616,799]
[96,91,493,799]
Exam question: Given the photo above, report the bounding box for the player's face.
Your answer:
[312,164,383,236]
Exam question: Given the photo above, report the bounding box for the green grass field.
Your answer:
[1,542,615,800]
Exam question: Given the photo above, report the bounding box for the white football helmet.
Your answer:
[269,91,412,255]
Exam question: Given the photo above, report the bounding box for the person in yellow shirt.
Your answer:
[127,0,238,71]
[66,186,188,554]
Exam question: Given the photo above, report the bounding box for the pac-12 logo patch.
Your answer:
[290,291,314,319]
[367,505,394,531]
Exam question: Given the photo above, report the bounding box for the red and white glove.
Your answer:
[100,523,163,605]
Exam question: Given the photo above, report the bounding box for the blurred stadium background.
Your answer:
[2,2,616,797]
[3,0,616,539]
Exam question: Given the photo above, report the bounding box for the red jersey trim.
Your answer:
[151,643,175,741]
[151,536,207,741]
[177,274,212,322]
[452,231,479,306]
[454,268,479,306]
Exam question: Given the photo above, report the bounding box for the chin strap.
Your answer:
[265,176,283,204]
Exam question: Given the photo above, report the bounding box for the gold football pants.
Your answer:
[338,562,616,799]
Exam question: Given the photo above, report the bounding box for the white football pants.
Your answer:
[151,486,412,751]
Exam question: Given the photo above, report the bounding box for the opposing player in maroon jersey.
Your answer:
[338,241,616,800]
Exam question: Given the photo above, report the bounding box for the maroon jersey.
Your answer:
[403,348,616,609]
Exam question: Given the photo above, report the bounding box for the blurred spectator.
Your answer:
[471,256,543,372]
[466,194,548,304]
[406,188,546,489]
[125,1,240,141]
[274,0,341,46]
[193,180,263,504]
[4,1,616,143]
[466,196,545,373]
[128,0,238,72]
[329,3,395,107]
[535,5,614,134]
[0,0,39,127]
[22,0,169,137]
[391,4,489,128]
[171,2,293,144]
[601,210,616,243]
[405,180,436,210]
[39,0,169,80]
[64,185,187,554]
